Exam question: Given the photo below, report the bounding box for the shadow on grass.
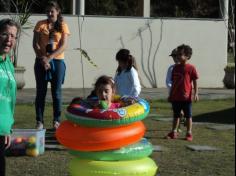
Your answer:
[193,107,235,124]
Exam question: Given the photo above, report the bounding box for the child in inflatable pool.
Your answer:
[94,75,121,110]
[72,75,136,109]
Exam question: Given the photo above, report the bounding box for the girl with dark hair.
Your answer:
[33,0,70,130]
[0,18,19,176]
[114,49,141,97]
[94,75,121,109]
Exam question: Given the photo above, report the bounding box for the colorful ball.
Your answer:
[99,100,108,109]
[26,148,39,157]
[28,136,36,144]
[14,137,23,144]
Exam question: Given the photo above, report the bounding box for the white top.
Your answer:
[114,67,141,97]
[166,64,175,94]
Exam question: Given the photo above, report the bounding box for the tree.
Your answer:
[85,0,142,16]
[151,0,220,18]
[228,0,235,57]
[0,0,10,12]
[8,0,39,67]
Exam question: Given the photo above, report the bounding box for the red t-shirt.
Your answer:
[169,64,199,102]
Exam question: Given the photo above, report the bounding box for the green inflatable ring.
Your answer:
[69,157,158,176]
[69,138,153,161]
[65,97,150,127]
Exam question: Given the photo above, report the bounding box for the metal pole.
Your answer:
[78,17,86,98]
[77,0,85,96]
[79,0,85,16]
[72,0,76,15]
[221,0,229,20]
[143,0,150,17]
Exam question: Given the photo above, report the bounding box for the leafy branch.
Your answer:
[74,48,98,68]
[7,0,39,67]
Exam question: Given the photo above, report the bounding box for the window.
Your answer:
[85,0,143,16]
[151,0,221,18]
[0,0,72,14]
[0,0,224,18]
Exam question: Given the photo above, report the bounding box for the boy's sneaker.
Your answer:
[185,133,193,141]
[53,121,60,129]
[36,121,44,130]
[166,131,178,139]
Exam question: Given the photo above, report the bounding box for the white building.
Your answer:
[0,0,229,88]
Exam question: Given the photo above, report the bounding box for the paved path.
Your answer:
[16,88,235,104]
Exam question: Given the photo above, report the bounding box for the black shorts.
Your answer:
[172,101,192,119]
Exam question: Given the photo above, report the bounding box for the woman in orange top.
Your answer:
[33,1,70,130]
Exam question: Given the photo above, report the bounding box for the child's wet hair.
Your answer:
[94,75,115,91]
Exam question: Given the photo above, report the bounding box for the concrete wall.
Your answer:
[1,15,228,88]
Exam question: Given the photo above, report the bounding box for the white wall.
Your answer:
[2,15,228,88]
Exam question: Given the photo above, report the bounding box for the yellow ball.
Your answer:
[31,149,39,157]
[26,149,32,156]
[28,136,36,144]
[26,149,39,157]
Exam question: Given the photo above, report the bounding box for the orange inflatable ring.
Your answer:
[56,120,145,151]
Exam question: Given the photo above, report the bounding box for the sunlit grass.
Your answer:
[6,99,235,176]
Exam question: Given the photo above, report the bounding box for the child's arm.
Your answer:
[130,69,141,97]
[166,65,173,90]
[193,80,199,102]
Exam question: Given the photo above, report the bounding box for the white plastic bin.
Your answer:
[7,129,46,156]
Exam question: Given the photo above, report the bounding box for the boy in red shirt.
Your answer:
[166,44,199,141]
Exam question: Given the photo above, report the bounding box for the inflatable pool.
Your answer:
[65,96,150,127]
[56,120,145,151]
[69,138,153,161]
[69,157,158,176]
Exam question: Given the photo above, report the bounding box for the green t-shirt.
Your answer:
[0,55,16,135]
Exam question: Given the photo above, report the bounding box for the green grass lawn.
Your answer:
[7,99,235,176]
